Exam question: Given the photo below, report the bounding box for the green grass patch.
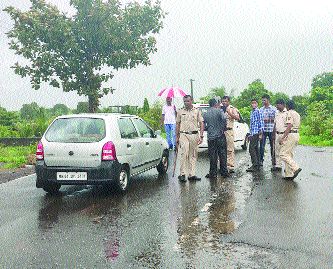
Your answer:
[0,144,36,169]
[299,135,333,147]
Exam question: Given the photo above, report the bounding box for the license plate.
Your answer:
[57,172,87,181]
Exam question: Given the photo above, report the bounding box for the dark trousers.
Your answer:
[249,134,260,167]
[208,135,228,176]
[260,131,275,165]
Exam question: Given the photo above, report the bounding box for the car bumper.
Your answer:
[35,160,122,187]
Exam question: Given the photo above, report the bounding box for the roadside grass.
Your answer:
[299,135,333,147]
[0,145,36,169]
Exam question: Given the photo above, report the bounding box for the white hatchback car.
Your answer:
[35,114,169,194]
[193,104,250,151]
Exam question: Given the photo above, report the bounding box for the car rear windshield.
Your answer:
[45,117,106,143]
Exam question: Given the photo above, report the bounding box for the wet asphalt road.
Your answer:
[0,146,332,268]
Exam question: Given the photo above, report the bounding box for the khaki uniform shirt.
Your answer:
[275,108,288,132]
[286,110,301,131]
[176,107,204,132]
[225,105,238,129]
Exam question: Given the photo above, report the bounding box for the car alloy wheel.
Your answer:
[118,169,128,191]
[162,156,168,171]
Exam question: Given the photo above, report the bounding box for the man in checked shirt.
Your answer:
[246,99,264,172]
[259,94,277,167]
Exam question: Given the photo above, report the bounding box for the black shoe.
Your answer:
[292,168,302,179]
[188,176,201,181]
[283,176,294,180]
[271,167,282,172]
[246,166,259,172]
[178,175,186,182]
[205,173,217,179]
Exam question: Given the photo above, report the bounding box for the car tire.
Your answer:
[42,182,61,194]
[241,138,248,150]
[115,166,129,193]
[157,150,169,175]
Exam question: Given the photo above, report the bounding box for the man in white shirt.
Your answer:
[161,97,177,150]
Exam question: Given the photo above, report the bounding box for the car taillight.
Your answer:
[102,141,116,161]
[36,141,44,160]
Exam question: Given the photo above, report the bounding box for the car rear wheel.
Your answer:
[157,151,169,175]
[42,182,61,194]
[115,166,129,193]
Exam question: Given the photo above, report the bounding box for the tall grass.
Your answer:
[0,145,36,169]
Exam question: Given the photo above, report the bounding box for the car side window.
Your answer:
[132,118,154,138]
[118,118,139,139]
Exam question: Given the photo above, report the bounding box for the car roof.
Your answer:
[55,113,139,120]
[193,104,209,108]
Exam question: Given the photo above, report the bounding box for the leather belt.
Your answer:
[276,130,298,134]
[180,131,198,134]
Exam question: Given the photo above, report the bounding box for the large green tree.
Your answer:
[311,72,333,89]
[5,0,164,112]
[199,86,226,103]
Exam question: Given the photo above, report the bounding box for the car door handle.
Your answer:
[127,144,131,148]
[146,142,149,145]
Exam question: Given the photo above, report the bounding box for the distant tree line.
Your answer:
[199,72,333,146]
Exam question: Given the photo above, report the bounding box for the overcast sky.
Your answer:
[1,0,333,111]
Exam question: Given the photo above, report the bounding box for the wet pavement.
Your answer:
[0,146,332,268]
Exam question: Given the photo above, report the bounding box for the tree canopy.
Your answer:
[5,0,165,112]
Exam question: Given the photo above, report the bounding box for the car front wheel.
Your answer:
[157,151,169,175]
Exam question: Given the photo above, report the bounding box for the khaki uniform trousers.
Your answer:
[179,133,199,177]
[275,134,283,168]
[225,130,235,169]
[280,133,300,177]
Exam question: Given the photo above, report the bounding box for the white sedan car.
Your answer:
[194,104,250,151]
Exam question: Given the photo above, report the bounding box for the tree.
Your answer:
[51,104,70,116]
[5,0,165,112]
[143,98,150,113]
[0,107,19,127]
[233,79,270,109]
[271,92,290,106]
[20,102,45,120]
[75,102,89,113]
[292,95,309,118]
[139,102,162,130]
[199,86,226,103]
[311,72,333,89]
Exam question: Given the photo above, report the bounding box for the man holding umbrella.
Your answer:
[161,97,177,150]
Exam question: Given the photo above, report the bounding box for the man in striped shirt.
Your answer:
[259,94,277,167]
[247,99,264,172]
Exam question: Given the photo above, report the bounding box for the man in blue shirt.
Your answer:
[247,99,264,172]
[259,94,277,167]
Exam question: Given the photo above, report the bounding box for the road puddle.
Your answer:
[175,173,254,256]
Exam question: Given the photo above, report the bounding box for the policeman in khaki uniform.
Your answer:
[221,96,240,173]
[279,100,302,180]
[176,95,204,182]
[272,99,288,172]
